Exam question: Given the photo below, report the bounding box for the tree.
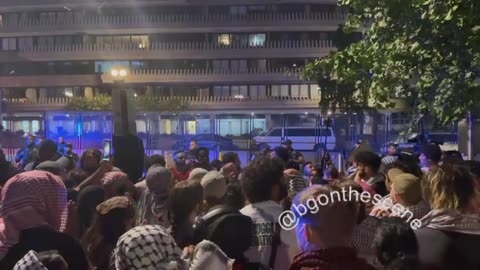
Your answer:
[66,94,189,112]
[304,0,480,124]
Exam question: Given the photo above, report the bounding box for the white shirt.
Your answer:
[240,201,300,270]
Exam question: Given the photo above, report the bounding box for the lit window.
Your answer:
[248,34,266,46]
[217,34,231,46]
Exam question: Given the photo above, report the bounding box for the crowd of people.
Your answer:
[0,136,479,270]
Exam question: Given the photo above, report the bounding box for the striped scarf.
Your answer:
[0,171,67,259]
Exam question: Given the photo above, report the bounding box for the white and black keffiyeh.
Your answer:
[13,250,47,270]
[114,225,184,270]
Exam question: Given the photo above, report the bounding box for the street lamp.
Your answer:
[111,67,128,81]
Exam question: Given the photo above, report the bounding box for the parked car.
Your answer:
[253,126,336,151]
[172,134,239,151]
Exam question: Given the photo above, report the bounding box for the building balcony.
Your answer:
[3,96,322,112]
[0,69,304,88]
[17,40,336,61]
[102,68,304,85]
[0,74,100,88]
[0,12,347,36]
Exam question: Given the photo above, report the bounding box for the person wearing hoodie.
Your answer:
[289,184,375,270]
[136,166,174,227]
[415,164,480,270]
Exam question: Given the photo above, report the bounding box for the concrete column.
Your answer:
[38,88,47,100]
[209,113,216,134]
[26,88,37,101]
[112,84,137,136]
[84,87,94,99]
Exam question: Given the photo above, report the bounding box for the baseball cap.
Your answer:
[201,171,227,200]
[387,168,422,205]
[188,168,209,182]
[146,166,173,197]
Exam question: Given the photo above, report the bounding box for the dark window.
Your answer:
[286,128,332,137]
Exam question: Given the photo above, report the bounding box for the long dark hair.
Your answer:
[168,180,204,249]
[373,217,420,270]
[81,206,135,270]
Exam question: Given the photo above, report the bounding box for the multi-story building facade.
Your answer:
[0,0,408,160]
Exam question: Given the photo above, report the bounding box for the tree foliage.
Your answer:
[67,94,190,112]
[304,0,480,124]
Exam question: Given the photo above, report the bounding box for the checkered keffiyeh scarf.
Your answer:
[0,171,67,260]
[13,250,47,270]
[114,225,185,270]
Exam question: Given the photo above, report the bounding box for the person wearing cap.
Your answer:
[371,168,430,220]
[192,171,253,268]
[200,171,228,212]
[352,168,430,264]
[188,168,209,182]
[419,143,442,173]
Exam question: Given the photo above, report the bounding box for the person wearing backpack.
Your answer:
[192,171,253,267]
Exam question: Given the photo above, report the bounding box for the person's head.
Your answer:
[386,169,422,206]
[146,166,174,197]
[222,152,241,170]
[196,147,210,166]
[173,151,187,166]
[385,153,423,178]
[80,149,102,174]
[373,217,420,270]
[0,171,67,255]
[66,143,73,152]
[354,151,382,177]
[295,184,360,249]
[272,146,290,165]
[201,171,227,210]
[388,143,399,156]
[187,168,208,182]
[14,250,69,270]
[147,154,166,169]
[422,164,476,212]
[93,196,135,240]
[419,143,442,168]
[282,139,293,150]
[169,180,204,226]
[100,172,134,199]
[58,137,64,144]
[190,140,198,151]
[303,162,316,178]
[114,225,184,270]
[224,181,246,210]
[38,139,58,162]
[442,150,464,164]
[35,160,69,182]
[241,156,285,204]
[210,159,223,171]
[26,135,35,146]
[82,196,135,268]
